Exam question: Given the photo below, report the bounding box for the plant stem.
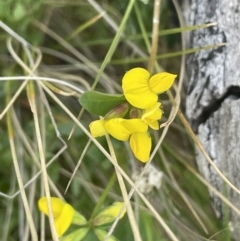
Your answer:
[148,0,162,74]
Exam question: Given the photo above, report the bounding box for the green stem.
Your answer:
[91,0,136,89]
[148,0,162,74]
[68,0,136,139]
[90,173,117,219]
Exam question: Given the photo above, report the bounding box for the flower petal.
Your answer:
[141,103,162,130]
[146,120,159,130]
[122,68,157,109]
[89,119,107,137]
[130,132,151,162]
[38,197,65,217]
[104,118,131,141]
[122,68,150,90]
[121,119,148,133]
[55,204,74,237]
[149,72,177,94]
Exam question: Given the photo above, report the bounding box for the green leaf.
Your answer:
[61,228,89,241]
[72,211,87,226]
[94,229,118,241]
[79,91,126,116]
[139,0,149,4]
[13,3,26,21]
[93,202,125,226]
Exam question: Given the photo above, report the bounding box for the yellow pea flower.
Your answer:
[104,118,147,140]
[38,197,74,237]
[129,132,151,162]
[122,68,177,109]
[94,202,126,226]
[141,102,162,130]
[105,118,151,162]
[89,119,107,137]
[89,104,130,138]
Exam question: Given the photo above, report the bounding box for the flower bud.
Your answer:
[104,103,129,120]
[93,202,126,226]
[129,107,142,119]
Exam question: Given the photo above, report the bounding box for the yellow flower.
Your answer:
[141,102,162,130]
[38,197,74,237]
[105,118,151,162]
[89,119,107,137]
[122,68,176,109]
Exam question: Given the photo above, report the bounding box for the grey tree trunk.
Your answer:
[182,0,240,240]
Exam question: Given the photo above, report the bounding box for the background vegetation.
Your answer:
[0,0,230,240]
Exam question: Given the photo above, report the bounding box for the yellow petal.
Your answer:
[141,103,162,130]
[94,202,126,226]
[38,197,65,217]
[122,68,150,90]
[89,119,107,137]
[144,120,159,130]
[130,132,151,162]
[55,204,74,237]
[122,68,157,109]
[121,119,148,133]
[149,72,177,94]
[104,118,131,141]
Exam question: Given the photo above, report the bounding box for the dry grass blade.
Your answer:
[33,19,117,92]
[23,52,59,241]
[66,11,106,41]
[147,0,161,74]
[174,151,240,218]
[159,148,208,234]
[6,86,38,241]
[11,107,64,198]
[179,110,240,196]
[105,134,143,241]
[7,29,62,239]
[1,172,16,241]
[65,139,92,194]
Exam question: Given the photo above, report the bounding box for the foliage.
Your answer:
[0,1,230,241]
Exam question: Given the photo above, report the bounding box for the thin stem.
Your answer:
[65,139,92,194]
[29,81,59,241]
[67,0,136,139]
[105,135,143,241]
[90,173,117,219]
[159,147,208,234]
[6,82,38,241]
[148,0,161,74]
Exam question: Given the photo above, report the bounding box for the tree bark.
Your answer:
[182,0,240,240]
